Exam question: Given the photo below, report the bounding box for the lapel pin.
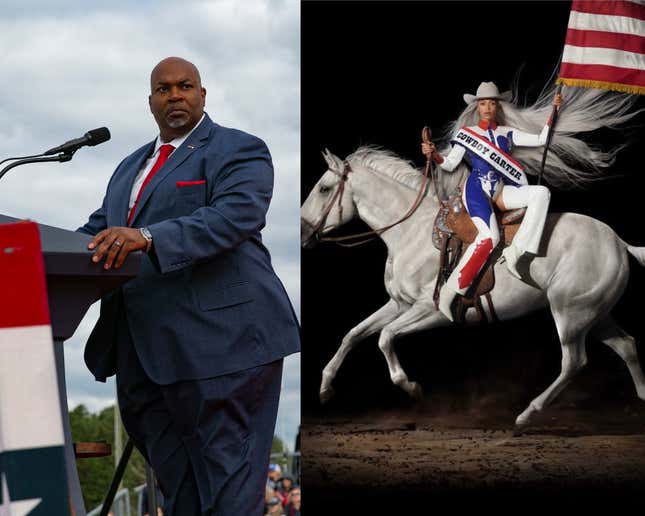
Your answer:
[187,145,195,149]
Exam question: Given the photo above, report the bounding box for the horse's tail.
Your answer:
[626,244,645,267]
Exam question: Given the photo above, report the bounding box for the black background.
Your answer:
[301,0,644,509]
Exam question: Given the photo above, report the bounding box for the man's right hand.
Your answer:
[88,226,148,270]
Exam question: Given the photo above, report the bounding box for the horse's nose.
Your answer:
[301,218,317,248]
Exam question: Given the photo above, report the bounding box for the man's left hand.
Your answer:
[88,227,147,269]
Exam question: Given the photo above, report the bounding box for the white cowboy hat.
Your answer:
[463,81,512,104]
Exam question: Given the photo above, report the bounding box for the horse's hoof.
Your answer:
[320,387,335,405]
[513,416,531,436]
[412,383,424,401]
[512,424,527,437]
[637,388,645,402]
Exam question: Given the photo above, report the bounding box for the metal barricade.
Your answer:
[87,488,131,516]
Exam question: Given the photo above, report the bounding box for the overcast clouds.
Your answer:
[0,0,300,448]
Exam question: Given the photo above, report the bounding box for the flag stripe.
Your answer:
[569,10,645,37]
[571,0,645,21]
[562,1,645,94]
[0,325,65,450]
[0,222,50,328]
[563,44,645,70]
[565,28,645,54]
[560,61,645,87]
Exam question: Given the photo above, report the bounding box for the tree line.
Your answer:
[70,404,289,511]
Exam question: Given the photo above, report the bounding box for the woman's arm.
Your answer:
[511,92,563,148]
[421,141,466,172]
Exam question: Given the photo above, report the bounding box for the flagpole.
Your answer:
[536,6,572,186]
[537,83,563,186]
[539,13,571,181]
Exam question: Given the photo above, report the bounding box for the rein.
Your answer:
[312,153,444,248]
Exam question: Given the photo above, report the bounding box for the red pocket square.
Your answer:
[176,180,206,187]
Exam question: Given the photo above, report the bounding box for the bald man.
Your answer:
[78,57,300,515]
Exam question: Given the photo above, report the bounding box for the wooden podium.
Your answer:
[0,214,140,516]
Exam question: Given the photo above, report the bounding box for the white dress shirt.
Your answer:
[128,113,206,217]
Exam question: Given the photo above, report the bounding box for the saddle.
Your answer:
[432,190,524,325]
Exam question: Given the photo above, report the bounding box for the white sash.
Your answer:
[452,127,528,185]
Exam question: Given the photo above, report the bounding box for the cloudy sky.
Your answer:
[0,0,300,449]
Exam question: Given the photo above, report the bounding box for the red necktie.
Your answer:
[127,143,175,226]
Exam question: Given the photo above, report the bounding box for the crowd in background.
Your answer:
[133,461,302,515]
[265,463,301,515]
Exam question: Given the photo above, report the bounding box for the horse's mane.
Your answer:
[347,145,462,197]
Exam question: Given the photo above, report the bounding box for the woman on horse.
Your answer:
[422,81,562,321]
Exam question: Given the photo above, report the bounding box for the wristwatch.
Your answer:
[139,227,153,253]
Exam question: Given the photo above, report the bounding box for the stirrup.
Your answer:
[501,244,523,280]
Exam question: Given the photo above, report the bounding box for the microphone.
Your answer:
[44,127,111,156]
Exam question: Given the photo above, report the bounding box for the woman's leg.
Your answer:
[498,184,550,278]
[439,173,500,321]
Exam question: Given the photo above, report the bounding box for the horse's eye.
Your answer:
[319,185,331,194]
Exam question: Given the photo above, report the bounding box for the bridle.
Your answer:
[303,159,352,242]
[304,152,443,248]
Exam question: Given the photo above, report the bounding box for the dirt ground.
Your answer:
[303,402,645,510]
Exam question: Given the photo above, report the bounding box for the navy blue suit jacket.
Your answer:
[79,114,300,384]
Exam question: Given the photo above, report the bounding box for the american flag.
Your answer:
[0,222,69,516]
[558,0,645,94]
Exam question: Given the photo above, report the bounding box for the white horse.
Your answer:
[301,147,645,430]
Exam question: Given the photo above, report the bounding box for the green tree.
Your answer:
[271,435,290,472]
[70,405,146,512]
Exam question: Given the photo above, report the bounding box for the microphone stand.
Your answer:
[0,151,76,182]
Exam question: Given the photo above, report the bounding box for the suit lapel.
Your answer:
[129,116,213,227]
[111,141,155,227]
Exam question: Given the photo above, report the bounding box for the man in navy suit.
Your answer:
[78,57,300,515]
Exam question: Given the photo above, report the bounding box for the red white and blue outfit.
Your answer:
[435,118,551,315]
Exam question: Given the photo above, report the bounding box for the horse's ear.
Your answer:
[322,148,343,173]
[321,148,332,167]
